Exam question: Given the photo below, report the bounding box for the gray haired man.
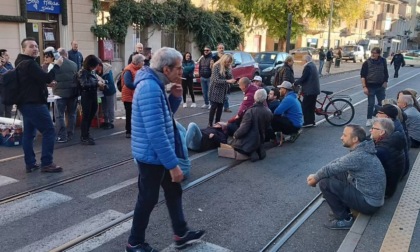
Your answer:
[53,48,78,142]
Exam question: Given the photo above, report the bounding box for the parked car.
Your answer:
[402,50,420,67]
[254,51,290,85]
[342,45,365,63]
[289,47,318,56]
[193,51,260,92]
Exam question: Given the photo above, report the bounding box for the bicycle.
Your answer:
[298,89,355,126]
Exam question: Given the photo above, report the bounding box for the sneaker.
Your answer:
[224,108,232,113]
[126,243,158,252]
[26,163,40,173]
[126,133,131,139]
[81,137,95,145]
[208,105,211,110]
[366,119,372,127]
[201,104,207,108]
[324,216,354,230]
[56,137,68,143]
[183,103,187,108]
[174,230,205,249]
[190,103,197,108]
[288,130,302,143]
[41,163,63,173]
[103,123,114,130]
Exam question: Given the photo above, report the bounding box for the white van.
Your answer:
[342,45,365,63]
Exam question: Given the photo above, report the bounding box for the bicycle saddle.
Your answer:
[321,90,333,95]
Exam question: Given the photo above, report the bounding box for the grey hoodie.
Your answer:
[314,140,386,207]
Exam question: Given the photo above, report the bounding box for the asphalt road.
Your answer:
[1,65,420,252]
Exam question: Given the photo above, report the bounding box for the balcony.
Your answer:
[364,10,375,19]
[340,28,355,37]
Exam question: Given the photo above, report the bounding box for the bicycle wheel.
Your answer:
[324,98,354,126]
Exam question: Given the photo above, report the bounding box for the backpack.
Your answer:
[115,70,123,92]
[0,62,25,105]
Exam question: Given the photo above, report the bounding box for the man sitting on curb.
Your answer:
[271,81,303,146]
[307,125,386,230]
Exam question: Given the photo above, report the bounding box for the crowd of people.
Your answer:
[1,38,420,250]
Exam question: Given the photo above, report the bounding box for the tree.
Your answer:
[214,0,369,49]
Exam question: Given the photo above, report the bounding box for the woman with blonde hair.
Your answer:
[208,54,236,126]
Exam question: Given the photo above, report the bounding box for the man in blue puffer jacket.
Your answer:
[126,47,205,252]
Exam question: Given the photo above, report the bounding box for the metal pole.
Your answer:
[286,13,292,52]
[327,0,333,49]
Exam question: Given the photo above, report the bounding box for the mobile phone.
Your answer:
[53,52,60,60]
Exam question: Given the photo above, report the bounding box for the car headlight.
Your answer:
[263,67,274,73]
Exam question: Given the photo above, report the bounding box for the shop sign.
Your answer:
[27,0,61,14]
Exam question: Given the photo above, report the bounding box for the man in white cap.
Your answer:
[271,81,303,145]
[253,75,270,94]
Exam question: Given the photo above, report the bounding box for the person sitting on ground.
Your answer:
[271,81,303,145]
[397,89,420,112]
[370,118,405,198]
[397,94,420,148]
[185,122,228,152]
[176,121,191,180]
[252,75,270,94]
[227,77,259,136]
[307,124,386,230]
[231,89,273,162]
[267,88,281,113]
[375,104,410,179]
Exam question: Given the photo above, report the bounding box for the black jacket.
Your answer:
[294,61,320,96]
[274,64,294,87]
[375,131,406,197]
[232,102,273,154]
[15,54,58,105]
[390,53,405,67]
[77,68,99,92]
[326,50,334,61]
[199,53,213,78]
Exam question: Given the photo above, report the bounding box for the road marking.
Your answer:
[14,210,124,252]
[0,190,72,226]
[87,178,138,199]
[65,219,133,252]
[0,175,18,187]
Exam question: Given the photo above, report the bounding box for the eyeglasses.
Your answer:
[171,65,183,71]
[370,127,383,131]
[371,52,379,55]
[204,49,210,52]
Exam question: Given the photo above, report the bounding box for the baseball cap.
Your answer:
[376,104,398,119]
[253,76,262,82]
[278,81,293,90]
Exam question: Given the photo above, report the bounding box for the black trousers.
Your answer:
[80,91,97,139]
[271,115,300,135]
[394,65,401,78]
[182,77,195,103]
[209,102,223,126]
[302,95,317,125]
[318,173,380,220]
[124,102,132,134]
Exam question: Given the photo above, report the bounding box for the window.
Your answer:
[241,52,253,63]
[364,20,368,29]
[233,53,242,65]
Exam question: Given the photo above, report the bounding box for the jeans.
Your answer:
[101,94,115,123]
[80,91,98,139]
[302,95,317,125]
[124,102,132,134]
[128,162,188,245]
[200,77,210,105]
[54,97,78,140]
[19,104,55,167]
[367,86,386,119]
[186,122,202,151]
[319,60,325,75]
[318,173,380,219]
[224,95,230,110]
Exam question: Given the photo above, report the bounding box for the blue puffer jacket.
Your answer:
[131,67,182,169]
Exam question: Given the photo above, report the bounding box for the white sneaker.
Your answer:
[208,105,211,110]
[190,103,197,108]
[366,119,372,127]
[183,103,187,108]
[201,104,207,108]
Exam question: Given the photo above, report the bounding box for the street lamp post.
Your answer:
[327,0,333,49]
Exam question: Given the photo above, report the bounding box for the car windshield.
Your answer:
[343,46,356,52]
[254,53,277,63]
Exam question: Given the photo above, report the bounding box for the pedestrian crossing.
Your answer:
[0,175,18,186]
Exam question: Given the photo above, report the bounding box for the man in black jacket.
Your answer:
[325,48,334,75]
[319,46,326,76]
[198,45,213,109]
[15,38,63,173]
[390,50,405,78]
[294,55,320,127]
[68,40,83,71]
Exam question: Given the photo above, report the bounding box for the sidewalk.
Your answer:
[293,60,362,78]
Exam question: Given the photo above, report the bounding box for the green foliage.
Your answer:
[90,0,243,49]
